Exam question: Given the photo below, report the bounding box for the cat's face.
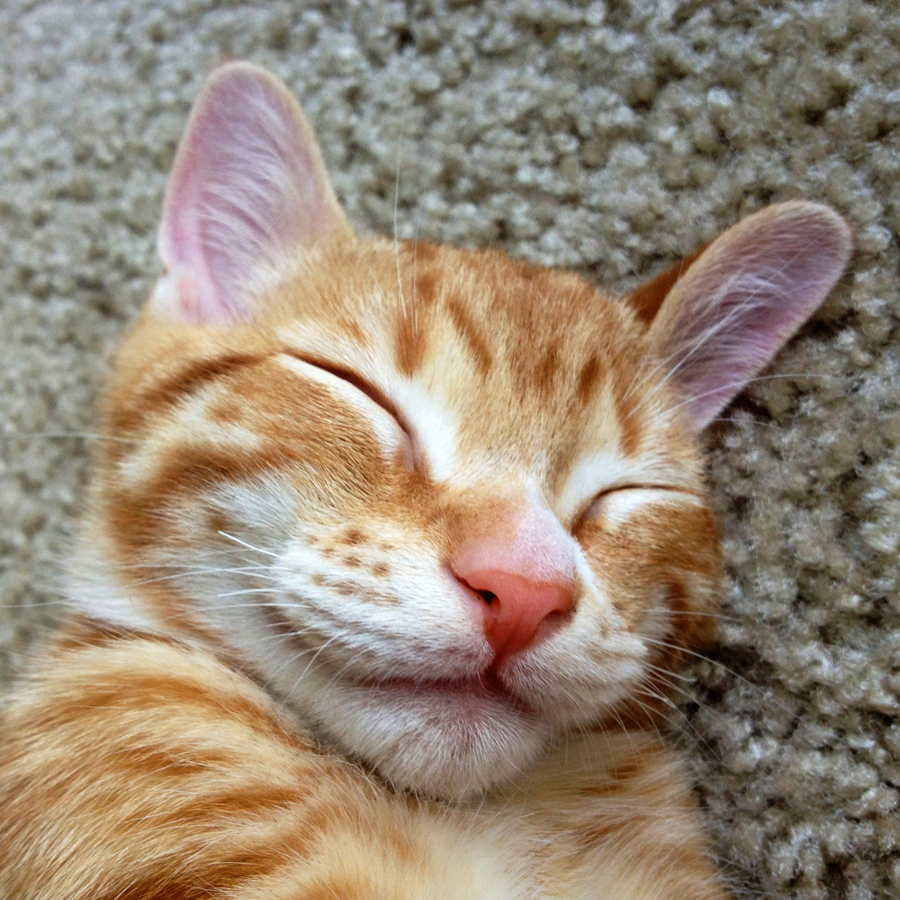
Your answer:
[73,63,851,800]
[87,236,719,798]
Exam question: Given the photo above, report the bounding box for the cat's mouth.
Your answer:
[262,600,534,712]
[261,605,548,797]
[335,668,551,798]
[361,671,537,715]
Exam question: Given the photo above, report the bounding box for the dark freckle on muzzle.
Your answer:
[341,528,367,545]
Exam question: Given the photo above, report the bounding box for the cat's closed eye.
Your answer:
[280,350,416,468]
[581,485,704,529]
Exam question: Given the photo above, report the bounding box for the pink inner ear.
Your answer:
[156,63,351,325]
[647,202,853,431]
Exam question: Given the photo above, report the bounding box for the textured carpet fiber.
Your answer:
[1,1,898,897]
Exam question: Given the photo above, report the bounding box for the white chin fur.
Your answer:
[312,679,550,801]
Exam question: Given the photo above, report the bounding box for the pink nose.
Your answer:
[451,500,576,666]
[459,569,574,663]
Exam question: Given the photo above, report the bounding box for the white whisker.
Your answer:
[217,531,278,558]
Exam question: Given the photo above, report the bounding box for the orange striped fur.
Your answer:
[0,63,851,898]
[0,627,725,900]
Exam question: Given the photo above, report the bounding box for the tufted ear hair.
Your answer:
[152,62,353,325]
[635,202,852,432]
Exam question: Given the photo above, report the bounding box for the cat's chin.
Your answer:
[317,674,551,801]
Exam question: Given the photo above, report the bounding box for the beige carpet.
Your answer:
[1,1,898,897]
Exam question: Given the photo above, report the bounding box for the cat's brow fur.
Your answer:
[0,62,851,900]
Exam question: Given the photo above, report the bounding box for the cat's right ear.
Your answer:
[629,202,852,432]
[152,62,353,325]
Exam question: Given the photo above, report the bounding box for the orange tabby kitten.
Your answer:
[0,63,851,899]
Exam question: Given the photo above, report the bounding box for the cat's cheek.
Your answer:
[268,540,490,673]
[504,629,648,727]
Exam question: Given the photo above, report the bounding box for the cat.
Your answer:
[0,62,852,899]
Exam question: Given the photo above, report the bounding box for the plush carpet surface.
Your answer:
[1,1,898,897]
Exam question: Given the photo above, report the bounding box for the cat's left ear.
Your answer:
[633,202,852,431]
[153,62,353,325]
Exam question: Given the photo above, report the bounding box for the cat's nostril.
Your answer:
[457,577,496,607]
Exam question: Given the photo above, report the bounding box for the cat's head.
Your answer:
[74,63,851,800]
